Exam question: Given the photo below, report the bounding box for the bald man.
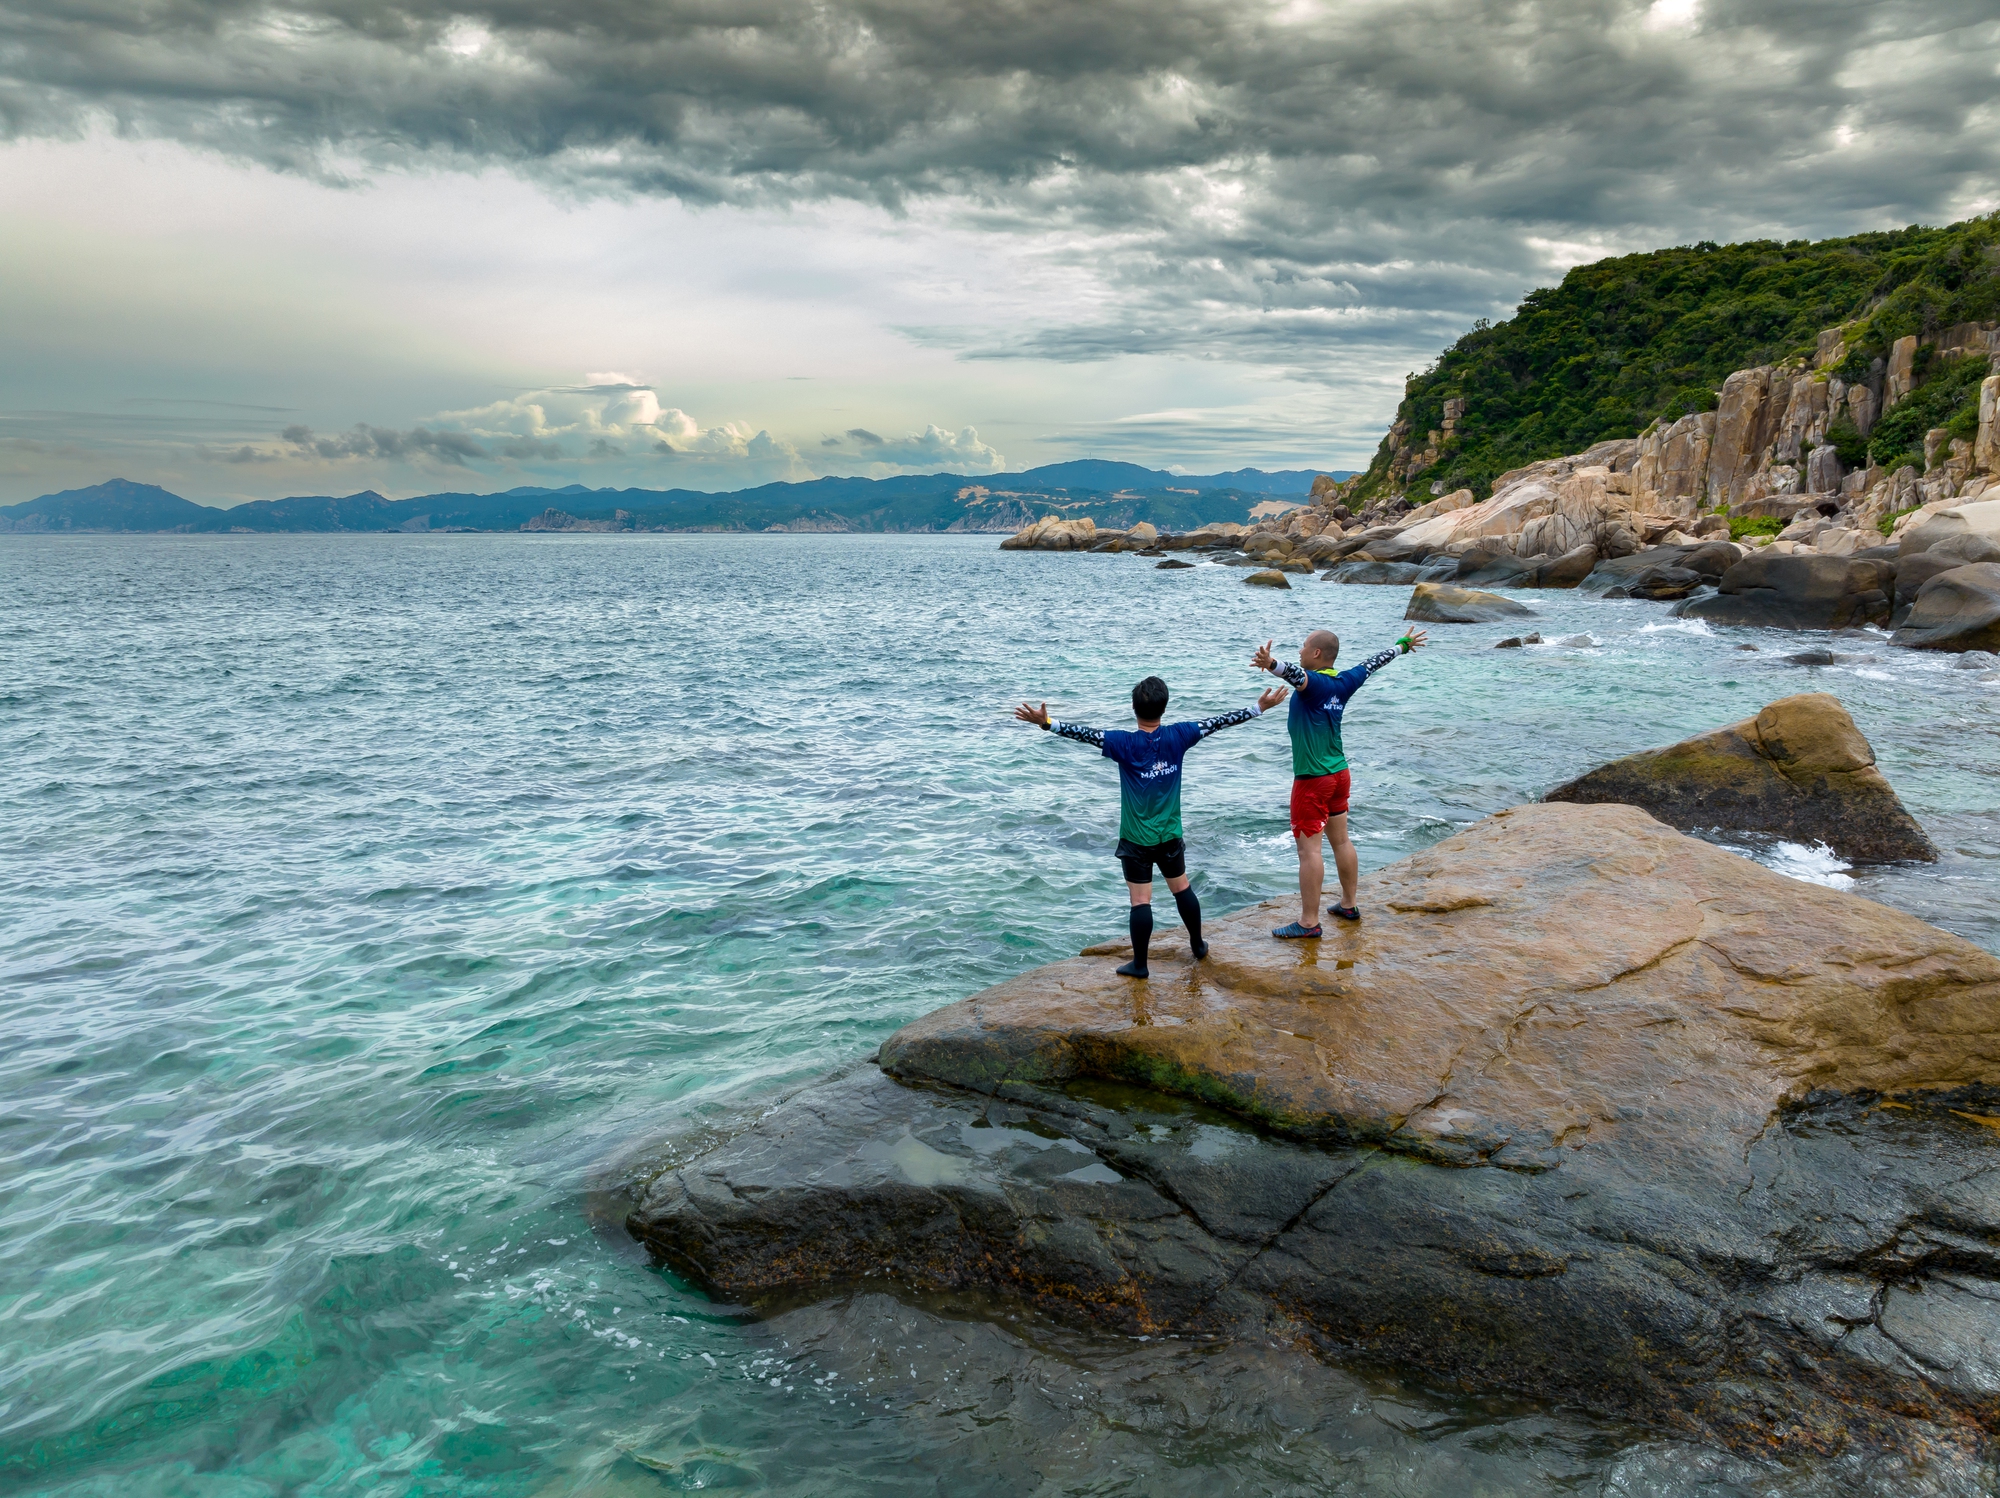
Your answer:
[1252,627,1426,937]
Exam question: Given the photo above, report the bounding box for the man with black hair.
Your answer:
[1015,675,1289,979]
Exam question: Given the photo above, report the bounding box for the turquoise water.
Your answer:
[3,533,1997,1497]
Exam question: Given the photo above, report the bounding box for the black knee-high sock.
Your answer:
[1127,903,1153,970]
[1174,886,1204,952]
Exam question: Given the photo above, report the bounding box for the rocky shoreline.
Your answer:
[630,800,2000,1486]
[1003,327,2000,653]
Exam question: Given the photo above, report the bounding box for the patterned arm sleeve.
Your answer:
[1193,706,1258,741]
[1271,659,1308,689]
[1048,721,1106,748]
[1332,648,1402,702]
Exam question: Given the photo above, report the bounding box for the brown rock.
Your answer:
[1886,335,1919,410]
[1634,410,1715,514]
[1677,552,1893,629]
[632,804,2000,1468]
[1000,516,1100,551]
[1978,375,2000,476]
[883,804,1976,1144]
[1404,581,1533,623]
[1891,562,2000,653]
[1542,693,1936,863]
[1244,569,1292,589]
[1708,366,1778,507]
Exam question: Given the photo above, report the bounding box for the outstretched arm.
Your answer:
[1192,684,1290,740]
[1015,700,1105,747]
[1251,639,1308,689]
[1332,631,1429,700]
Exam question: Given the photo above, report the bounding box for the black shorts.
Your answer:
[1117,837,1186,885]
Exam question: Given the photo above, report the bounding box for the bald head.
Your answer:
[1301,630,1341,669]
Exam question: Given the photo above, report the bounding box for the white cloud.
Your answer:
[817,422,1005,475]
[1641,0,1700,32]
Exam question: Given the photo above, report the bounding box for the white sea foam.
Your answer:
[1762,841,1855,890]
[1638,619,1715,636]
[1854,668,1895,681]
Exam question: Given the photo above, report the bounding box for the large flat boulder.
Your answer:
[1541,693,1937,863]
[1892,563,2000,653]
[1677,552,1893,630]
[1404,580,1533,623]
[630,805,2000,1470]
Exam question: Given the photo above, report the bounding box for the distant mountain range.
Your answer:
[0,461,1351,536]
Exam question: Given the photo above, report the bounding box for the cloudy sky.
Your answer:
[2,0,1996,506]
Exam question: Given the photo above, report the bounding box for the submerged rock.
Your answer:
[1404,581,1533,623]
[1154,558,1196,570]
[1542,692,1937,863]
[630,804,2000,1474]
[1493,632,1543,648]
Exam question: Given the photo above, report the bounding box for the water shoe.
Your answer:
[1190,938,1210,960]
[1272,921,1321,939]
[1115,959,1149,979]
[1328,904,1361,921]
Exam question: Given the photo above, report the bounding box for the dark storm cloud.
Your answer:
[282,421,489,463]
[4,0,1996,368]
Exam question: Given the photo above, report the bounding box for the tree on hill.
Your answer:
[1347,214,2000,504]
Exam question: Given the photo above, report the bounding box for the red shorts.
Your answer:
[1290,771,1351,838]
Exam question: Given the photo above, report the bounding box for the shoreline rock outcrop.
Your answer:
[1542,693,1938,863]
[630,804,2000,1474]
[1677,553,1894,630]
[1404,581,1533,623]
[1893,562,2000,653]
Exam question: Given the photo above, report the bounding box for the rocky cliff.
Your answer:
[1350,217,2000,508]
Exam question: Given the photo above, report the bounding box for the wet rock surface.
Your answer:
[1542,692,1938,863]
[677,1290,1989,1496]
[631,805,2000,1477]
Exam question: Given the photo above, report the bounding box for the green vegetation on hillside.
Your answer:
[1864,351,1989,470]
[1352,214,2000,502]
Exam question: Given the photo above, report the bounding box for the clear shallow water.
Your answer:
[3,533,1997,1498]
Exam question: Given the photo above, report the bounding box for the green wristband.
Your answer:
[1397,636,1414,653]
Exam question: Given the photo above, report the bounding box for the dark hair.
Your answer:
[1132,676,1169,721]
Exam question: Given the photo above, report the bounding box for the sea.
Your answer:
[4,533,1998,1497]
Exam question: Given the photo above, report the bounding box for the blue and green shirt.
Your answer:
[1275,647,1399,778]
[1046,706,1262,844]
